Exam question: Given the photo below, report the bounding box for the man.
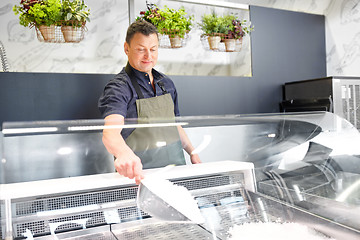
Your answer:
[98,20,201,184]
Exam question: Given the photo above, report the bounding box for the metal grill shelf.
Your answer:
[1,162,254,239]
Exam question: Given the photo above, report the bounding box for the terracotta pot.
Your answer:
[38,25,55,42]
[61,26,81,43]
[224,39,236,52]
[207,36,221,50]
[169,35,182,48]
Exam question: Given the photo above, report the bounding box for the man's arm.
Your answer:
[102,114,144,184]
[177,126,201,164]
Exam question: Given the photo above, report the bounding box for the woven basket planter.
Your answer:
[159,29,190,49]
[201,33,243,52]
[61,24,86,43]
[37,25,56,42]
[35,21,86,43]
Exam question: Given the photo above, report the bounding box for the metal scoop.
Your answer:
[136,166,205,224]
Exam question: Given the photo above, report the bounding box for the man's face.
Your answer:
[124,32,159,74]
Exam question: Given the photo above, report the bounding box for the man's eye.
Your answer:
[138,49,145,52]
[151,48,157,52]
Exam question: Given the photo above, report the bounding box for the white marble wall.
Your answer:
[325,0,360,76]
[0,0,252,76]
[1,0,129,74]
[1,0,359,77]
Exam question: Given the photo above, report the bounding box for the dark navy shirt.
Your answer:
[98,63,180,139]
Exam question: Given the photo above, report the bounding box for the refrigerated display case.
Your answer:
[283,76,360,130]
[1,112,360,239]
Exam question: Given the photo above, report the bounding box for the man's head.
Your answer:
[125,20,158,44]
[124,20,159,75]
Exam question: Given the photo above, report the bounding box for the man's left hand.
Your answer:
[190,153,201,164]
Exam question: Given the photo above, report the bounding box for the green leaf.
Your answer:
[66,12,72,21]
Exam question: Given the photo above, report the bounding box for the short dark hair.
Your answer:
[125,20,159,45]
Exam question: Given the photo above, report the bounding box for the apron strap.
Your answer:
[125,62,168,98]
[157,81,168,95]
[125,63,144,99]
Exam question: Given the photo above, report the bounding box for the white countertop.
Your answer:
[0,161,255,200]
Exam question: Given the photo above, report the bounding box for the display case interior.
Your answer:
[1,112,360,239]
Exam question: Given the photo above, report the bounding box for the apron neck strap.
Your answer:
[125,63,144,99]
[125,62,168,98]
[157,81,168,95]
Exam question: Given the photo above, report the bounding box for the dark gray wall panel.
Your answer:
[171,76,254,116]
[0,72,110,127]
[249,6,327,113]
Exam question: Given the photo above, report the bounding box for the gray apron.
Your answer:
[124,64,186,169]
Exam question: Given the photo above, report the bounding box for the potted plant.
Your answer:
[137,4,193,48]
[224,17,253,52]
[136,3,161,25]
[156,6,193,48]
[199,12,253,51]
[60,0,90,42]
[13,0,62,41]
[198,12,229,50]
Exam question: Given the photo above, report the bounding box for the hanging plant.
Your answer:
[13,0,62,41]
[60,0,90,42]
[60,0,90,27]
[226,18,253,40]
[13,0,62,27]
[155,6,193,39]
[13,0,90,43]
[198,12,253,52]
[137,3,162,26]
[137,4,193,48]
[198,12,230,36]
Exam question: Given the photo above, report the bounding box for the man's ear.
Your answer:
[124,42,129,55]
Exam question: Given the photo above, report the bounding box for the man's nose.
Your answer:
[144,49,151,58]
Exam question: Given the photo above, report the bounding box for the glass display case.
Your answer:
[1,112,360,239]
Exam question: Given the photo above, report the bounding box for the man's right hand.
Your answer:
[114,150,144,185]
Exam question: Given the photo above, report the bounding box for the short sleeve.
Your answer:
[98,74,132,119]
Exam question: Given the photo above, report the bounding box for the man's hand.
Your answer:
[102,114,144,184]
[114,149,144,184]
[177,126,202,164]
[190,153,201,164]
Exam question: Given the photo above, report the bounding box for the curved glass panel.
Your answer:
[1,112,360,239]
